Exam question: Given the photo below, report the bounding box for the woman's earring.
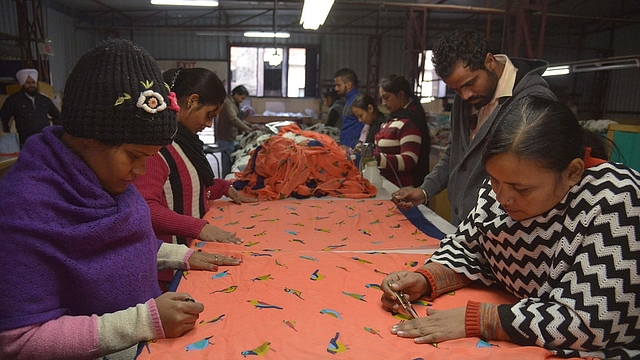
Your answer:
[187,100,192,109]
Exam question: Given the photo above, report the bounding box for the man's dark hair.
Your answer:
[334,68,359,88]
[322,87,340,102]
[232,85,249,96]
[431,29,490,79]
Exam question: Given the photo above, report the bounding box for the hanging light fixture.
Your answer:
[264,0,283,67]
[300,0,335,30]
[268,50,283,67]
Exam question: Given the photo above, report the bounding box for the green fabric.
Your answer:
[611,131,640,172]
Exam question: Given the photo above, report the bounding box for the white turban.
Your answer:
[16,69,38,86]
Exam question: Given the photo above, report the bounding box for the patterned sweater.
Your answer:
[374,117,422,187]
[134,142,231,286]
[426,162,640,359]
[134,142,232,246]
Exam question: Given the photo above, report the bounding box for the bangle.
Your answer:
[420,188,429,205]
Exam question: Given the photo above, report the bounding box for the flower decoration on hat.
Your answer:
[136,80,167,114]
[164,83,181,113]
[167,92,180,112]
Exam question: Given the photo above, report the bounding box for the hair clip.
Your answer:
[169,66,182,90]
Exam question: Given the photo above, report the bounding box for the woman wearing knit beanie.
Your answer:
[0,39,241,359]
[134,67,256,290]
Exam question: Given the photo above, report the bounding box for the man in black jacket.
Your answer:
[1,69,61,148]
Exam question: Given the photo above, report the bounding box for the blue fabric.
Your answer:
[339,88,364,148]
[397,205,446,240]
[168,270,183,292]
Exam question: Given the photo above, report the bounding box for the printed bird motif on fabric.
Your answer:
[310,269,325,281]
[247,300,283,310]
[241,341,276,357]
[319,309,342,319]
[327,332,349,354]
[185,336,213,351]
[198,314,225,325]
[342,291,366,302]
[210,285,237,294]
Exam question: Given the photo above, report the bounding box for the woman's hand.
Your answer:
[227,186,258,205]
[391,307,466,344]
[155,292,204,338]
[391,187,427,209]
[188,251,242,271]
[199,224,243,244]
[380,271,430,313]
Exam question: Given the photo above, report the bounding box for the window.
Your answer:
[417,50,447,104]
[229,45,318,98]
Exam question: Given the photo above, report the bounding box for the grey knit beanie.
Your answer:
[62,39,177,146]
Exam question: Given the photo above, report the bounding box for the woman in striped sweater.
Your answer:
[134,68,256,289]
[380,96,639,359]
[377,75,431,187]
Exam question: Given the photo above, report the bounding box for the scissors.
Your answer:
[388,281,419,319]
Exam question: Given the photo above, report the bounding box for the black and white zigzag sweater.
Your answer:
[428,162,640,359]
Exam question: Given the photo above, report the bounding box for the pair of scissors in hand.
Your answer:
[388,281,419,319]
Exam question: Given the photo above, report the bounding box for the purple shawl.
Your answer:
[0,126,162,331]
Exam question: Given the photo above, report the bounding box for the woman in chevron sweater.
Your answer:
[381,96,640,359]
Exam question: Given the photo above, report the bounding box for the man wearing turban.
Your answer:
[1,68,61,147]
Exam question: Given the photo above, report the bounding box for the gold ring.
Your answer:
[215,254,218,263]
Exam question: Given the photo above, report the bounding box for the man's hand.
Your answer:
[391,187,427,209]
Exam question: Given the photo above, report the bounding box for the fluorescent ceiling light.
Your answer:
[572,57,639,73]
[543,56,640,77]
[244,32,290,38]
[300,0,335,30]
[542,65,570,77]
[150,0,218,6]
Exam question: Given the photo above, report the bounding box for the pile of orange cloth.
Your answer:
[233,124,376,200]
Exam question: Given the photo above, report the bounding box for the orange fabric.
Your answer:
[583,147,607,168]
[201,199,440,252]
[138,199,584,359]
[234,129,376,200]
[139,250,583,360]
